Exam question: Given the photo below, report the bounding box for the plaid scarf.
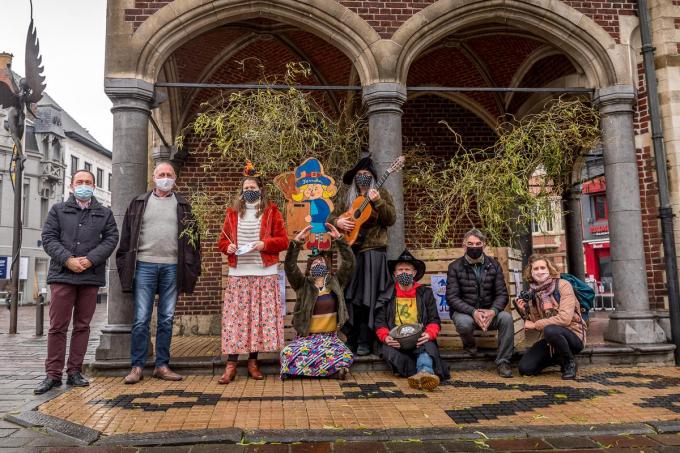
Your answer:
[529,277,559,319]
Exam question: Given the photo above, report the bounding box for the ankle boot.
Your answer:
[218,361,238,385]
[247,359,264,380]
[561,358,577,380]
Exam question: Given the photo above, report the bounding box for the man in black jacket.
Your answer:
[36,170,119,394]
[117,161,201,384]
[446,229,514,377]
[375,250,450,390]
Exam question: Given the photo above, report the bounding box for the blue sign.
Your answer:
[430,274,449,320]
[0,256,7,280]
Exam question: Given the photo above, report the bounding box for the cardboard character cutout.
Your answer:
[275,158,337,252]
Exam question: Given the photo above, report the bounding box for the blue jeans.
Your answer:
[416,351,434,374]
[131,261,178,368]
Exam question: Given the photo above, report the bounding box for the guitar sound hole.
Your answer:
[353,211,361,219]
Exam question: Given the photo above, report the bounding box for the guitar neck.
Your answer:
[358,170,391,211]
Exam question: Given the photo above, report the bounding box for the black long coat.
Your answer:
[375,284,451,380]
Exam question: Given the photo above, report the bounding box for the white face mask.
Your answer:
[155,177,175,192]
[532,270,550,283]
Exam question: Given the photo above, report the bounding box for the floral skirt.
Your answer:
[221,275,284,354]
[280,332,353,378]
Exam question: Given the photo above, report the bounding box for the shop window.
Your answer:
[593,193,608,221]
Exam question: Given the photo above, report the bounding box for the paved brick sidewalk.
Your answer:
[3,305,680,452]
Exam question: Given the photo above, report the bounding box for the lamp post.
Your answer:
[0,1,46,333]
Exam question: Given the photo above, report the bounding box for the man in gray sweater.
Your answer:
[116,161,201,384]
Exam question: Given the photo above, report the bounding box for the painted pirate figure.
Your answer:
[375,250,451,390]
[292,158,336,251]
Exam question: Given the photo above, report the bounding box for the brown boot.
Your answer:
[124,366,144,385]
[247,359,264,380]
[152,366,183,381]
[218,361,238,385]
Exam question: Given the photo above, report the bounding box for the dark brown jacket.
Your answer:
[116,191,201,294]
[327,188,396,252]
[284,238,355,337]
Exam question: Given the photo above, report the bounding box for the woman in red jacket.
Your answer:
[217,162,289,384]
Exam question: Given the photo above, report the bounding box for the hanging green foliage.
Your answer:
[404,97,601,247]
[176,61,366,246]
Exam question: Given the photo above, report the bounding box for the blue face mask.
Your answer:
[74,184,94,201]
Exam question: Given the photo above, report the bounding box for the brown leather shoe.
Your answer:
[124,366,144,385]
[218,361,238,385]
[152,366,183,381]
[247,359,264,380]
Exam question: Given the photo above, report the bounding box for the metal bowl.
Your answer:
[389,323,424,351]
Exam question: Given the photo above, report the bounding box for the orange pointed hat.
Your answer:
[243,160,261,177]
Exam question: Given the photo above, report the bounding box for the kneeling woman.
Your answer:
[280,224,355,380]
[375,250,450,390]
[517,255,587,380]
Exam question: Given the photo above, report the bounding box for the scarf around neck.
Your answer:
[530,277,558,317]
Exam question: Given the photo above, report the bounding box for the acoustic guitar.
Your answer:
[339,156,405,245]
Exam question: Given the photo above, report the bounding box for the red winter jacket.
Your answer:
[217,202,289,268]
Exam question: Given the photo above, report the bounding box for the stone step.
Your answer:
[86,342,675,377]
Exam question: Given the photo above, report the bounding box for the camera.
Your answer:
[513,290,534,320]
[518,290,535,301]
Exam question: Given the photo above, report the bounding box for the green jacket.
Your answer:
[284,238,355,337]
[328,188,396,252]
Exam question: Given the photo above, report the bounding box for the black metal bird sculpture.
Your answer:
[0,0,46,151]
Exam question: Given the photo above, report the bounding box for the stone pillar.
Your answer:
[96,78,154,360]
[563,187,585,280]
[595,85,666,344]
[362,83,407,259]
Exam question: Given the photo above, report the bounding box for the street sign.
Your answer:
[0,257,7,279]
[0,256,28,280]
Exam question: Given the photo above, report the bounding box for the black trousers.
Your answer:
[345,304,374,351]
[518,325,584,376]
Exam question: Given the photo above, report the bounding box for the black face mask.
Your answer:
[310,264,328,278]
[355,174,373,188]
[242,190,261,203]
[466,246,484,259]
[395,272,415,287]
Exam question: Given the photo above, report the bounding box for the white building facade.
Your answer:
[0,52,112,306]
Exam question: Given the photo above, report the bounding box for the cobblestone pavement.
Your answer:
[0,304,107,450]
[33,367,680,435]
[3,434,680,451]
[3,306,680,452]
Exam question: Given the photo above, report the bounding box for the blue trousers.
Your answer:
[130,261,178,368]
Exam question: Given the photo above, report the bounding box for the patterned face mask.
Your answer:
[242,190,261,203]
[355,174,373,188]
[310,264,328,278]
[395,272,415,287]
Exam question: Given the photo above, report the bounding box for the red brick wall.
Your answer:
[123,1,636,43]
[402,94,496,247]
[174,134,240,317]
[633,62,666,310]
[124,1,173,29]
[507,54,577,114]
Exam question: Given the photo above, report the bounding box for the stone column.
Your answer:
[96,78,154,360]
[563,187,585,280]
[362,83,407,259]
[595,85,666,344]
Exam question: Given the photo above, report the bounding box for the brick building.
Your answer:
[97,0,679,360]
